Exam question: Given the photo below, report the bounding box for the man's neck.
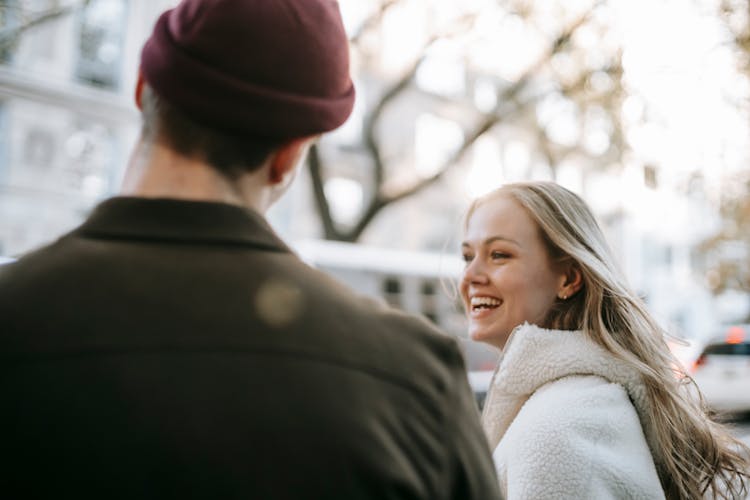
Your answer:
[120,140,271,213]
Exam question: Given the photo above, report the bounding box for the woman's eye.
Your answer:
[491,251,510,260]
[461,253,473,263]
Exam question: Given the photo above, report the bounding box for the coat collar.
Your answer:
[73,196,291,253]
[481,323,660,465]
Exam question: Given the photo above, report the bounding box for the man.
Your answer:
[0,0,500,498]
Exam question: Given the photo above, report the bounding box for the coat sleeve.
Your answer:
[495,375,664,500]
[442,343,504,499]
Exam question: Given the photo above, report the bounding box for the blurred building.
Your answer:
[0,0,173,256]
[1,0,747,345]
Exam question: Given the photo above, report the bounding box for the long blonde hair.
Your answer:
[467,181,750,499]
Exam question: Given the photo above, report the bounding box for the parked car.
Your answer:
[691,324,750,414]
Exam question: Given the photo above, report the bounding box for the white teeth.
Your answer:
[470,296,500,308]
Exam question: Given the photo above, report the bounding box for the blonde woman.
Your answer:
[460,181,749,499]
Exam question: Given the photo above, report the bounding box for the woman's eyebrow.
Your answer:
[484,235,521,247]
[461,235,522,249]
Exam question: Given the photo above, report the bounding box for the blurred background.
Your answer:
[1,0,750,379]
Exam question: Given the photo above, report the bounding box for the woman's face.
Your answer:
[460,194,565,349]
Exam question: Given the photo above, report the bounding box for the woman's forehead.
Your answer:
[466,195,539,240]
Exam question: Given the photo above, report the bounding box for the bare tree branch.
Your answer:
[345,196,386,242]
[350,0,401,45]
[380,6,596,208]
[536,127,559,181]
[0,1,91,50]
[384,113,502,206]
[362,12,477,189]
[307,144,341,240]
[311,3,600,242]
[362,61,417,189]
[311,11,479,241]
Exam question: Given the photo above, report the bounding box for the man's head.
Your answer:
[136,0,355,180]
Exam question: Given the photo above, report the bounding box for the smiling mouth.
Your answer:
[470,296,501,312]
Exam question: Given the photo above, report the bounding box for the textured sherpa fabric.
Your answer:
[481,323,665,499]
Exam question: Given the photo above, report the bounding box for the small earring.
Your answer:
[560,293,567,300]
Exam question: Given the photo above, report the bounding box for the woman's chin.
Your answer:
[469,327,495,344]
[469,326,509,349]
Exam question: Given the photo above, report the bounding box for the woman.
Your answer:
[460,181,749,499]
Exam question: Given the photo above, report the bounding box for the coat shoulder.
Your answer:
[495,375,664,499]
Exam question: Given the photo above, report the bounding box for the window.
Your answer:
[0,0,20,64]
[382,276,402,307]
[0,100,7,179]
[421,279,438,323]
[75,0,127,90]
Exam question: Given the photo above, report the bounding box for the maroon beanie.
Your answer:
[140,0,355,140]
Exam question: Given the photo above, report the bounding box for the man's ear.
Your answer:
[135,71,145,110]
[268,137,312,184]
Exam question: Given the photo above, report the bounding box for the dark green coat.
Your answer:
[0,197,499,499]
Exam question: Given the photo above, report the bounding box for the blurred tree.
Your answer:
[699,173,750,299]
[1,0,631,246]
[720,0,750,76]
[311,0,626,242]
[699,0,750,316]
[0,0,92,60]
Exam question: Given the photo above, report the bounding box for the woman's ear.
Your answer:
[557,261,583,300]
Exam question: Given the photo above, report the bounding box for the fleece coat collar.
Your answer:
[481,322,662,469]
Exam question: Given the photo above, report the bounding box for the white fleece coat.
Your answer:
[481,323,665,499]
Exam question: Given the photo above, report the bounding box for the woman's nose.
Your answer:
[462,258,489,285]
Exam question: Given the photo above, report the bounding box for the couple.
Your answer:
[0,0,747,498]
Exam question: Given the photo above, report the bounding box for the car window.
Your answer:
[703,343,750,356]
